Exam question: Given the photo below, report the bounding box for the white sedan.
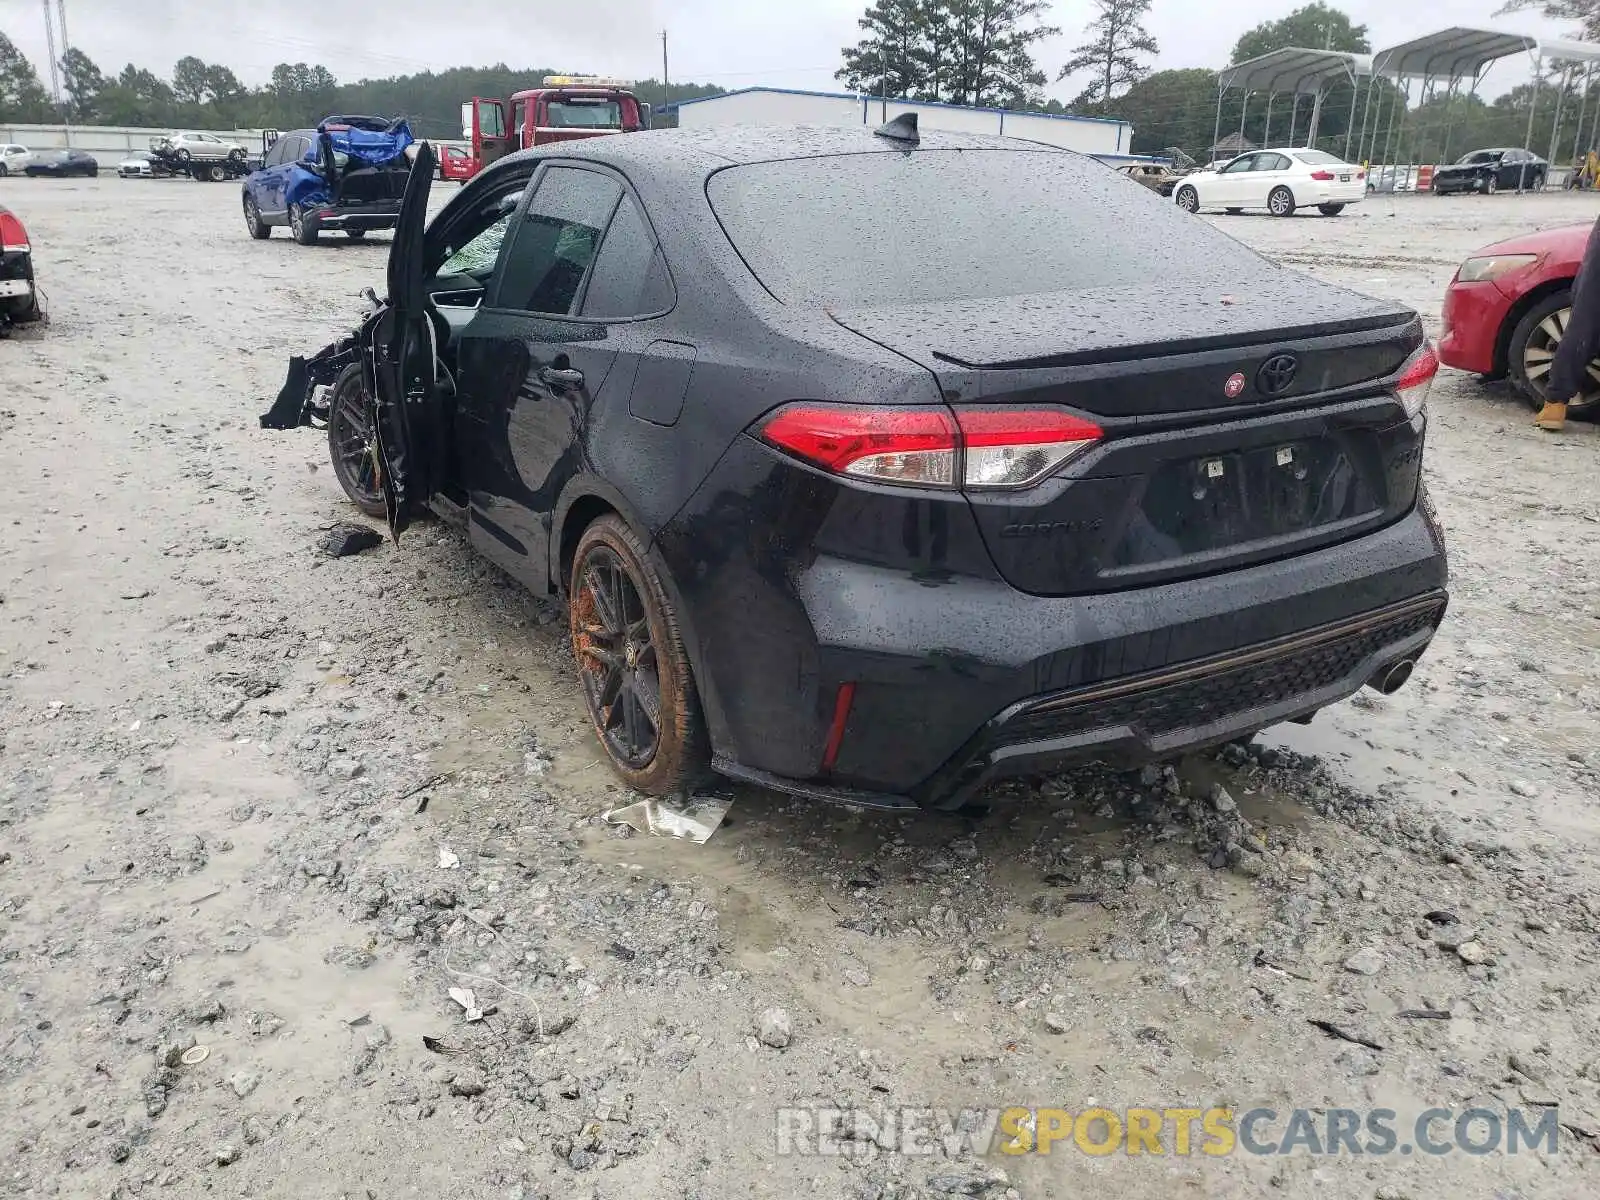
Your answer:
[1173,149,1366,218]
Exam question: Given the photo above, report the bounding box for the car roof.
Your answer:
[478,123,1075,187]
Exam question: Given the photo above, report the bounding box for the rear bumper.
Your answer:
[309,203,401,231]
[1302,182,1365,205]
[659,440,1450,810]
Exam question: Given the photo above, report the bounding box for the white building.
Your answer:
[670,87,1136,159]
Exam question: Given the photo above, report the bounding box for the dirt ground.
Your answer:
[1,174,1597,1200]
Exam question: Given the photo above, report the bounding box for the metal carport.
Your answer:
[1364,27,1600,191]
[1213,47,1372,161]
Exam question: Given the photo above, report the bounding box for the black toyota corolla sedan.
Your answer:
[267,121,1449,811]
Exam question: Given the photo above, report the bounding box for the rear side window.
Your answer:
[708,149,1266,308]
[494,166,622,315]
[581,195,673,318]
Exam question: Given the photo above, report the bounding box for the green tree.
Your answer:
[835,0,1056,108]
[1106,67,1223,156]
[0,30,52,121]
[939,0,1058,107]
[1231,2,1370,62]
[838,0,933,100]
[60,46,107,120]
[96,64,175,126]
[1059,0,1159,109]
[172,55,209,105]
[1496,0,1600,41]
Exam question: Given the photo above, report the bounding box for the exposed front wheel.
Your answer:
[1485,176,1499,195]
[1268,186,1296,217]
[1318,203,1346,216]
[570,515,708,795]
[327,365,387,517]
[1175,186,1200,213]
[290,204,319,245]
[1508,290,1599,417]
[0,164,8,177]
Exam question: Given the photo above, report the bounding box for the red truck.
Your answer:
[443,76,649,182]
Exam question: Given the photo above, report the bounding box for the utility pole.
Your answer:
[40,0,61,108]
[661,30,669,89]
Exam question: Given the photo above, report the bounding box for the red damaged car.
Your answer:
[0,203,43,330]
[1439,221,1597,415]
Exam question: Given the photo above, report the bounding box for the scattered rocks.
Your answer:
[1209,784,1238,814]
[757,1007,793,1049]
[1455,941,1493,966]
[214,1143,240,1166]
[228,1071,260,1099]
[1509,780,1539,799]
[1343,946,1386,976]
[448,1073,487,1098]
[1043,1012,1068,1035]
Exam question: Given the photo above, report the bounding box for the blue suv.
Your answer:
[242,115,414,245]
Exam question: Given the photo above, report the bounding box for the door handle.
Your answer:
[540,366,585,389]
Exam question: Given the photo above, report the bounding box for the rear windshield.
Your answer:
[707,149,1264,307]
[1293,150,1343,165]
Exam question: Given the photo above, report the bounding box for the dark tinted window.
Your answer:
[494,166,621,315]
[581,195,673,318]
[708,149,1266,307]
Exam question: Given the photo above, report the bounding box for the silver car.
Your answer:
[152,131,247,162]
[118,151,158,178]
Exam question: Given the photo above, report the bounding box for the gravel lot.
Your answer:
[1,175,1598,1200]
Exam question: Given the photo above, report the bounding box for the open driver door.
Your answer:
[370,140,441,541]
[470,97,515,168]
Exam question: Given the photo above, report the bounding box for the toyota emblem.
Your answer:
[1256,353,1300,397]
[1224,372,1247,399]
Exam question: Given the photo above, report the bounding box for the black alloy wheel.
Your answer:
[573,544,663,771]
[569,515,707,793]
[326,365,386,517]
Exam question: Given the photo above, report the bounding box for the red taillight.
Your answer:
[1357,170,1367,181]
[1309,170,1336,181]
[758,404,1103,491]
[1395,342,1439,418]
[0,210,29,254]
[758,405,957,486]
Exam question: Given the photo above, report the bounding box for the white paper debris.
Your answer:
[448,987,485,1022]
[601,793,733,845]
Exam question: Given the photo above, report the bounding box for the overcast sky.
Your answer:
[0,0,1581,101]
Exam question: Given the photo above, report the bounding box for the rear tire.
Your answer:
[1508,290,1599,417]
[290,204,319,246]
[1318,203,1346,216]
[327,366,387,518]
[0,164,8,177]
[569,514,708,796]
[1176,186,1200,213]
[205,163,226,183]
[1268,186,1296,217]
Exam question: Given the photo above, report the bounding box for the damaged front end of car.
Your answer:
[283,116,415,217]
[260,142,443,541]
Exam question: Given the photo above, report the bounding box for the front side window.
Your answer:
[477,100,505,139]
[1221,155,1257,174]
[493,166,622,315]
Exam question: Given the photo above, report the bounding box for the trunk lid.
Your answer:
[831,283,1427,596]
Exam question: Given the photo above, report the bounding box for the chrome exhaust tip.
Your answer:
[1369,659,1416,695]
